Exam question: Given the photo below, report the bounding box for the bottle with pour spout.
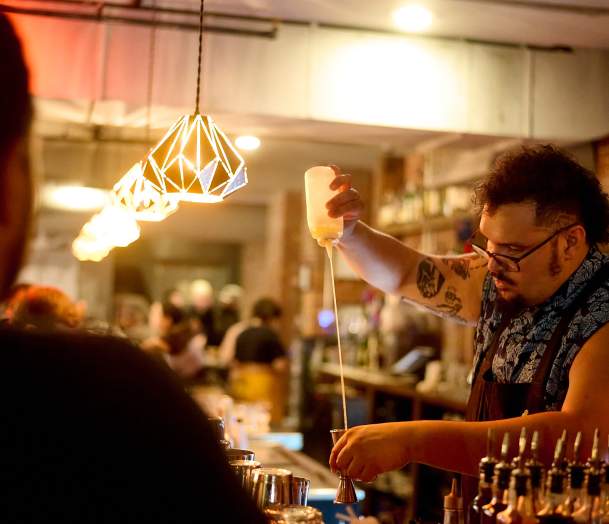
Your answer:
[470,429,499,524]
[304,166,344,251]
[483,433,513,524]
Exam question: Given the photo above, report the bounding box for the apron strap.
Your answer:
[531,262,609,388]
[470,312,512,385]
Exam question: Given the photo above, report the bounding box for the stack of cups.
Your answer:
[227,450,318,522]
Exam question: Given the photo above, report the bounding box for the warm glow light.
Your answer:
[72,204,141,262]
[143,113,248,204]
[72,235,112,262]
[82,206,141,248]
[111,161,178,221]
[235,135,261,151]
[393,5,433,32]
[42,185,109,212]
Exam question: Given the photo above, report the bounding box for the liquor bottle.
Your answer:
[559,431,570,475]
[527,431,547,515]
[497,428,538,524]
[537,434,573,524]
[601,436,609,523]
[483,433,513,524]
[471,429,499,524]
[563,432,585,516]
[445,477,465,524]
[572,429,603,524]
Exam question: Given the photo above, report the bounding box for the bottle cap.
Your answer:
[444,478,463,510]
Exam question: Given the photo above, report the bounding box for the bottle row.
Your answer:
[465,428,609,524]
[444,428,609,524]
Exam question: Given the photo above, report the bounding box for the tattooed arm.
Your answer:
[336,221,487,325]
[327,166,488,324]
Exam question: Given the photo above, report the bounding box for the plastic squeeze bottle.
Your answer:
[304,166,344,249]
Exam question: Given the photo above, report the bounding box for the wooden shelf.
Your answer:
[379,212,473,238]
[315,363,466,414]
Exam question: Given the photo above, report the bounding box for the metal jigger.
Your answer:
[330,428,358,504]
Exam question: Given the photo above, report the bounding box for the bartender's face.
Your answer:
[478,201,578,307]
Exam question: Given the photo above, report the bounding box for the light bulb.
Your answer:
[235,135,261,151]
[393,5,433,32]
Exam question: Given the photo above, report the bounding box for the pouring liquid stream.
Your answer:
[325,242,348,431]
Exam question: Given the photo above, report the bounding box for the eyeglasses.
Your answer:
[470,223,579,272]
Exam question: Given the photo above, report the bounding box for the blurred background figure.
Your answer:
[0,282,31,322]
[229,297,287,425]
[216,283,243,343]
[113,293,150,342]
[142,301,205,381]
[189,279,220,346]
[9,285,83,330]
[164,287,186,309]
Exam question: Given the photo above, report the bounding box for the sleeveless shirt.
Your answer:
[472,247,609,410]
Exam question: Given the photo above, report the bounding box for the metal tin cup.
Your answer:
[229,460,261,493]
[330,428,357,504]
[251,467,293,509]
[291,476,311,506]
[225,448,255,462]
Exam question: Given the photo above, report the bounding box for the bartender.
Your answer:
[328,146,609,488]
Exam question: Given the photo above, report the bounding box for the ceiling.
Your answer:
[161,0,609,49]
[13,0,609,239]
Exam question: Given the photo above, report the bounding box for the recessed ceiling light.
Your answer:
[235,135,261,151]
[393,5,433,33]
[42,185,109,212]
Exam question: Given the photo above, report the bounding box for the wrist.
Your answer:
[337,220,361,247]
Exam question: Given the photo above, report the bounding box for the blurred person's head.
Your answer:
[162,288,185,308]
[159,301,185,337]
[218,284,242,310]
[1,282,32,319]
[114,293,149,338]
[190,279,214,311]
[11,285,82,330]
[0,15,33,300]
[252,298,282,328]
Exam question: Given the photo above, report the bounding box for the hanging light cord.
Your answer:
[195,0,204,114]
[145,0,157,142]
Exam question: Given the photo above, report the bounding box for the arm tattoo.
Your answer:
[417,258,445,298]
[436,286,463,316]
[442,259,470,280]
[441,256,487,280]
[435,286,474,325]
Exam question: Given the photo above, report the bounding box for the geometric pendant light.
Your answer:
[143,0,248,203]
[144,114,247,203]
[111,161,178,221]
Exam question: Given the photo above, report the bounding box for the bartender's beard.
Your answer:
[494,242,563,313]
[492,271,527,313]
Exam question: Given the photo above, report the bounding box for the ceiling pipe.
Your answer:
[451,0,609,16]
[0,0,577,51]
[0,1,278,38]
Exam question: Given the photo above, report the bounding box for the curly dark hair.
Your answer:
[474,144,609,245]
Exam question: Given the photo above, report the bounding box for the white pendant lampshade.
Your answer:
[144,113,247,204]
[111,161,178,221]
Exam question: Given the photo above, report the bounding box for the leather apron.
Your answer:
[461,264,609,513]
